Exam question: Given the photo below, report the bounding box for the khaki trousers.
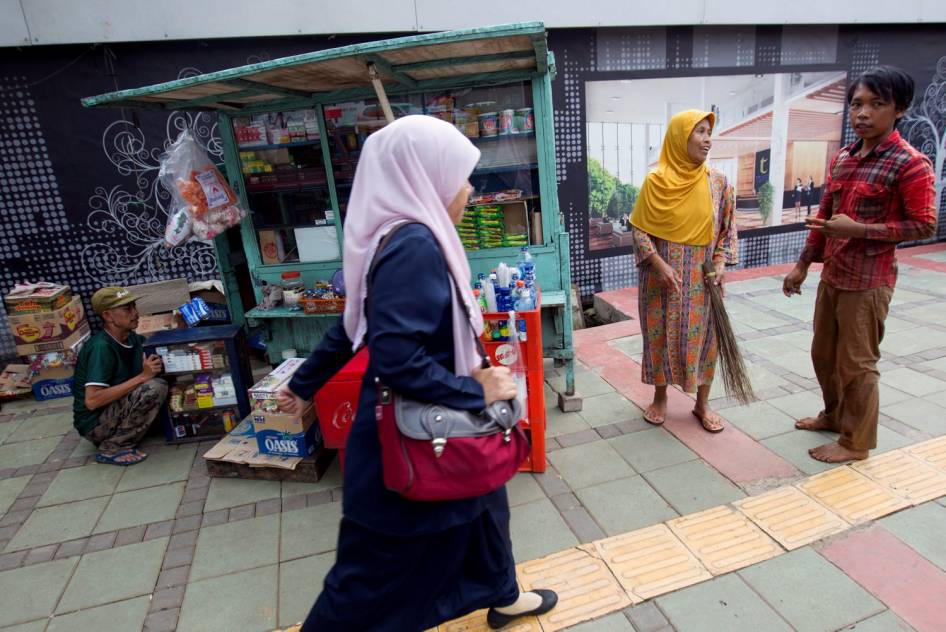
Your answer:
[86,378,168,454]
[810,281,892,451]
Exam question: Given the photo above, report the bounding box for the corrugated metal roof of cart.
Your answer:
[80,22,552,112]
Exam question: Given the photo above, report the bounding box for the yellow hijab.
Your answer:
[630,109,715,246]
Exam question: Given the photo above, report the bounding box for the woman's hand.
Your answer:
[472,366,518,406]
[710,260,726,297]
[648,255,681,294]
[275,386,307,416]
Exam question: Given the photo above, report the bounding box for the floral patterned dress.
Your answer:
[632,169,738,392]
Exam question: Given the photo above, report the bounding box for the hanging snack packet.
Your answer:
[159,130,246,245]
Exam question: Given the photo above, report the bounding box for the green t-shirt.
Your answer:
[73,330,145,435]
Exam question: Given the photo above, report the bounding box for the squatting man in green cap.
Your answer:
[72,287,167,465]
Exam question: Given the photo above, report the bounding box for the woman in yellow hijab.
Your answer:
[630,109,738,432]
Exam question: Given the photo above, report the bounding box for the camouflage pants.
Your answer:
[86,378,168,454]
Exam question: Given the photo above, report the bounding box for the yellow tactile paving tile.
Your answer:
[733,486,849,550]
[797,465,910,524]
[593,523,712,600]
[438,609,540,632]
[851,449,946,505]
[666,505,782,575]
[516,545,632,631]
[904,435,946,473]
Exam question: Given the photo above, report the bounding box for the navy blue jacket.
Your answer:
[288,223,508,536]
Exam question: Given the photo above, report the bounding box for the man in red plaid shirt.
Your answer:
[783,66,937,464]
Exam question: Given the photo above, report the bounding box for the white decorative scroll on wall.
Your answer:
[902,56,946,234]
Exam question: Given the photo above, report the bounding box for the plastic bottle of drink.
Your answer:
[514,280,534,311]
[496,283,512,313]
[517,246,535,283]
[483,279,498,312]
[473,288,487,313]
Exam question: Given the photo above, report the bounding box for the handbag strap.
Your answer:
[365,222,490,368]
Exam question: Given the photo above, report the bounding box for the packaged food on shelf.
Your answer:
[516,107,535,132]
[478,112,498,137]
[498,109,515,135]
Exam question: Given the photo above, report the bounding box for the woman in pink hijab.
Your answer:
[277,115,557,631]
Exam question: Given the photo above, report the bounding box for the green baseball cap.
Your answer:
[91,286,140,314]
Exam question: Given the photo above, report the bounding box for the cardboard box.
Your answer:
[31,364,75,401]
[15,321,90,357]
[125,279,190,316]
[8,294,85,346]
[135,312,184,337]
[4,283,72,314]
[253,403,322,457]
[0,364,32,399]
[248,358,306,407]
[259,230,287,265]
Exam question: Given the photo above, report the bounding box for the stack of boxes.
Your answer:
[247,358,322,458]
[4,283,90,400]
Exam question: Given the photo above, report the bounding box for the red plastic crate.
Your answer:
[314,348,368,450]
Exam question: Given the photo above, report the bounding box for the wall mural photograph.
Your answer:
[585,70,848,253]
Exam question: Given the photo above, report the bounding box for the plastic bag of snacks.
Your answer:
[159,130,246,245]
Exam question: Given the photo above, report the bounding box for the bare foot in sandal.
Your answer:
[692,408,725,433]
[795,414,835,431]
[809,441,867,463]
[644,387,668,425]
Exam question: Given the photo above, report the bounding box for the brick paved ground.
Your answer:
[1,243,945,631]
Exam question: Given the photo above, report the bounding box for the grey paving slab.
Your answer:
[766,349,817,379]
[278,552,335,627]
[579,392,643,428]
[116,445,196,492]
[0,437,61,470]
[547,369,617,398]
[0,619,47,632]
[507,473,547,507]
[48,596,150,632]
[878,316,920,334]
[280,502,341,562]
[880,503,946,572]
[576,476,678,536]
[548,441,635,490]
[3,413,71,443]
[566,612,635,631]
[760,430,837,475]
[709,363,789,400]
[716,400,798,440]
[0,476,31,517]
[70,439,97,458]
[93,481,185,534]
[280,460,344,498]
[204,477,281,512]
[545,406,592,438]
[739,547,883,631]
[882,398,946,436]
[729,309,794,332]
[878,383,915,407]
[191,513,279,582]
[37,463,123,507]
[56,536,168,613]
[924,391,946,410]
[5,496,109,552]
[0,419,23,445]
[881,329,946,357]
[509,498,578,562]
[871,425,913,454]
[0,557,77,627]
[765,390,825,422]
[844,609,917,631]
[642,460,745,515]
[657,573,792,632]
[178,564,277,632]
[880,367,946,397]
[922,357,946,373]
[610,335,644,360]
[608,428,697,472]
[890,288,935,306]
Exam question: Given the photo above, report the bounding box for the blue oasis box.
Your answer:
[32,375,74,400]
[252,404,323,457]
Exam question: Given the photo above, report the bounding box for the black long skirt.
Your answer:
[300,502,519,632]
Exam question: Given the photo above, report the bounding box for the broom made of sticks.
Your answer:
[703,261,756,405]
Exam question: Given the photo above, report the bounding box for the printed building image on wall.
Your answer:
[585,70,847,252]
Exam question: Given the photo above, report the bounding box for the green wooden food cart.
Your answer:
[82,21,578,408]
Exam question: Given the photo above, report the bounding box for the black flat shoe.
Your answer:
[486,589,558,629]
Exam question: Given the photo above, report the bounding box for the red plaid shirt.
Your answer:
[800,130,937,290]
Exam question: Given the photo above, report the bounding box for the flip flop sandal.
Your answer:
[692,410,724,433]
[95,450,147,466]
[643,408,666,426]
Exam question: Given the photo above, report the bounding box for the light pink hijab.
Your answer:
[342,115,485,376]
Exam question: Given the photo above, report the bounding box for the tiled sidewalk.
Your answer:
[1,244,946,631]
